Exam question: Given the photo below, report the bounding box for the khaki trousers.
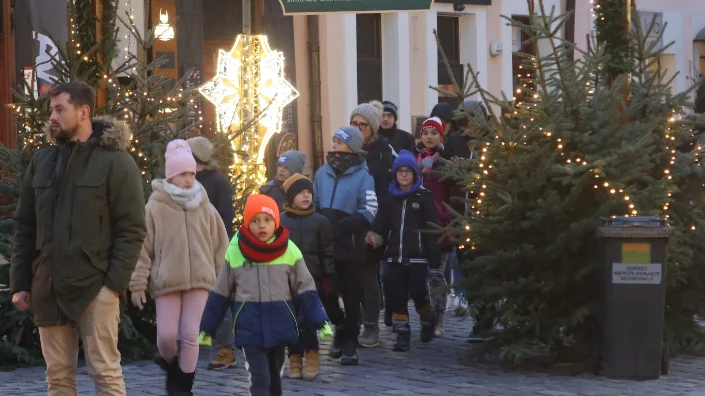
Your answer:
[38,286,125,396]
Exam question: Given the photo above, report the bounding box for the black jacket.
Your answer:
[196,169,234,239]
[363,136,395,202]
[442,129,474,216]
[379,126,415,154]
[442,129,471,160]
[280,209,335,280]
[371,188,442,268]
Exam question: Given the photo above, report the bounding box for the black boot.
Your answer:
[156,356,179,394]
[419,310,437,343]
[341,339,359,366]
[329,327,344,359]
[384,309,393,328]
[171,368,195,396]
[393,327,411,352]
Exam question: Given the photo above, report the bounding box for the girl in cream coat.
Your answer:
[129,139,229,395]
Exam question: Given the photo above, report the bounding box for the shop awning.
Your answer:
[696,27,705,42]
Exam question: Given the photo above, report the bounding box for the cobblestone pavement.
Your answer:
[3,314,705,396]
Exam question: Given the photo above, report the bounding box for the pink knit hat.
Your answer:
[165,139,197,179]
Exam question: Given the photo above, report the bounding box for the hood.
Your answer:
[45,116,132,151]
[149,179,209,209]
[364,135,392,156]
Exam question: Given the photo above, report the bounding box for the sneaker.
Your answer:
[303,350,319,381]
[206,347,237,371]
[434,312,445,338]
[341,340,359,366]
[393,329,411,352]
[288,353,303,379]
[419,311,436,343]
[384,309,393,328]
[329,330,344,359]
[358,324,380,348]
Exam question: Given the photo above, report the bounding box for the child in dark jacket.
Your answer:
[313,126,377,366]
[280,173,336,380]
[366,150,440,351]
[199,194,331,396]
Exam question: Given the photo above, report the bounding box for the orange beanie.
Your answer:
[244,194,280,229]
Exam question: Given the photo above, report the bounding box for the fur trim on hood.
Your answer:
[44,116,132,151]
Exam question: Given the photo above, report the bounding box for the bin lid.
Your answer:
[596,216,673,238]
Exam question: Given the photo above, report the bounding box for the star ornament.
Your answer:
[199,34,299,162]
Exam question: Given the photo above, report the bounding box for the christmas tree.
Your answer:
[438,0,705,364]
[0,1,201,365]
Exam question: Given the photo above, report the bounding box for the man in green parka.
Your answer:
[10,81,146,396]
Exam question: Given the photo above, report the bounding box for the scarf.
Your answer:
[283,203,316,216]
[237,225,290,263]
[417,145,443,173]
[326,151,364,174]
[388,175,424,198]
[158,179,204,209]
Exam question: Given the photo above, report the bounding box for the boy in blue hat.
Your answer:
[365,150,440,351]
[313,126,377,365]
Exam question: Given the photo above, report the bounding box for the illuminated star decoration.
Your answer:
[198,34,299,163]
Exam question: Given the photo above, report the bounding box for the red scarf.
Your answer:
[237,225,290,263]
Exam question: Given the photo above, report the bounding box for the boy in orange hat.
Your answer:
[199,194,331,396]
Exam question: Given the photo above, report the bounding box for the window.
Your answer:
[356,14,382,104]
[511,15,538,112]
[437,16,463,108]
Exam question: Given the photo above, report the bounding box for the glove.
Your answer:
[198,332,212,347]
[320,275,339,297]
[131,290,147,310]
[318,322,333,341]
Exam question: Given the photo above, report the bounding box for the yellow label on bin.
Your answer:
[621,243,651,264]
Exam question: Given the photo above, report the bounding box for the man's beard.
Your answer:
[53,123,79,141]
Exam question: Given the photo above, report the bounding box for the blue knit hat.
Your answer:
[389,149,423,197]
[392,149,419,176]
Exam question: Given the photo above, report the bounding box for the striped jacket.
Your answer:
[199,235,329,348]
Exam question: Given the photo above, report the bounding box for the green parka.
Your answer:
[10,116,146,326]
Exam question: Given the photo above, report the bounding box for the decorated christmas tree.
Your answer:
[439,0,705,364]
[0,1,200,364]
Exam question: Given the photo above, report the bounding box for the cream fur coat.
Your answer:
[129,179,229,297]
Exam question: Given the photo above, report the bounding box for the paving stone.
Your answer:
[5,312,705,395]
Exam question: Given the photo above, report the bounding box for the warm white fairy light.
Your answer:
[199,34,299,223]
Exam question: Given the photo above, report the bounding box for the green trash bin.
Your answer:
[596,216,673,380]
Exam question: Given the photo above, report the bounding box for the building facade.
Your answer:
[574,0,705,95]
[290,0,564,173]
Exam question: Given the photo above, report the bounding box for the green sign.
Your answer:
[621,243,651,264]
[279,0,435,14]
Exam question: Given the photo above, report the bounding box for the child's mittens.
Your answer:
[198,332,212,346]
[420,156,435,171]
[319,322,333,340]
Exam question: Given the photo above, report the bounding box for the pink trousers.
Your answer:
[155,289,209,373]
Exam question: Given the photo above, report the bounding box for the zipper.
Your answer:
[285,301,300,337]
[418,232,423,254]
[185,210,191,286]
[384,231,391,255]
[156,250,163,280]
[65,147,79,243]
[398,199,407,263]
[232,301,246,334]
[329,175,340,208]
